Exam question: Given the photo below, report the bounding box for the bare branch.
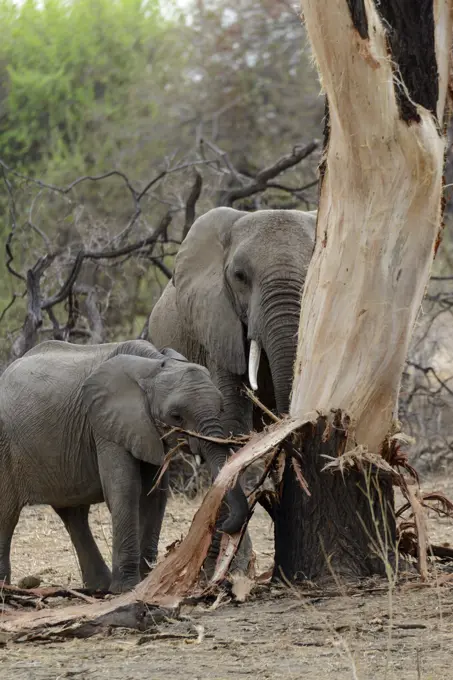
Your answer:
[266,178,319,194]
[0,294,22,324]
[150,257,172,279]
[11,254,56,359]
[182,171,203,239]
[0,160,140,202]
[41,252,85,311]
[406,361,453,398]
[219,141,319,206]
[2,164,25,282]
[46,307,65,341]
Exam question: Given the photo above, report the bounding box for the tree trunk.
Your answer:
[273,414,396,581]
[274,0,452,582]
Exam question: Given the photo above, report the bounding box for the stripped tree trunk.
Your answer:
[273,0,453,581]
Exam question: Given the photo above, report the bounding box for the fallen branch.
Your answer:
[0,583,104,614]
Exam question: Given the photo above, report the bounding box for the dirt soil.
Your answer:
[1,472,453,680]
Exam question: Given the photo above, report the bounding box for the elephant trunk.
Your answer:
[198,418,249,535]
[260,277,302,414]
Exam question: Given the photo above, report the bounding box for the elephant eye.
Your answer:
[234,269,248,285]
[170,411,183,425]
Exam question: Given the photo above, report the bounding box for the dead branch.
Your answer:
[245,386,281,423]
[406,361,453,398]
[0,293,23,324]
[10,255,56,360]
[218,141,319,206]
[1,141,320,360]
[150,257,172,279]
[182,170,203,239]
[1,163,24,282]
[164,427,249,447]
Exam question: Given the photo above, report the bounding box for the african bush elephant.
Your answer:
[149,207,317,437]
[0,339,249,593]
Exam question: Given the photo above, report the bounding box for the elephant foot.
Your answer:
[83,571,111,593]
[81,562,112,592]
[109,579,138,594]
[110,567,141,594]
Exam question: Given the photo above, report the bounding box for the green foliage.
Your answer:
[0,0,323,367]
[0,0,171,170]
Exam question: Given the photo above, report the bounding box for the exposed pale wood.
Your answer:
[291,0,452,453]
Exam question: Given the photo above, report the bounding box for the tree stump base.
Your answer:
[273,414,396,583]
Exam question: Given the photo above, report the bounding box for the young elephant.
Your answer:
[0,340,248,593]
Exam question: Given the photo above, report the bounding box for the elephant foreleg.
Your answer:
[53,505,111,591]
[138,464,169,579]
[96,436,141,593]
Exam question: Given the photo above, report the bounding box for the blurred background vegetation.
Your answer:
[1,0,453,474]
[0,0,322,356]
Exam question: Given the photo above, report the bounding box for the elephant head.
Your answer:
[81,351,248,534]
[173,207,316,414]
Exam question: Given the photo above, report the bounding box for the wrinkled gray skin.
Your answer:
[150,207,316,436]
[150,208,316,574]
[0,339,249,593]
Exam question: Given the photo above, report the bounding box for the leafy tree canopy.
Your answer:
[0,0,174,171]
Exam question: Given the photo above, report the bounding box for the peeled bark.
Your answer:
[273,0,453,582]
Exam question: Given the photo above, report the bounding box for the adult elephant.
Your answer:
[0,339,248,592]
[150,207,317,437]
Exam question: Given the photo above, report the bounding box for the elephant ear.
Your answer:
[82,354,164,466]
[174,207,247,374]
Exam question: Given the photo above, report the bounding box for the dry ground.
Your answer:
[1,472,453,680]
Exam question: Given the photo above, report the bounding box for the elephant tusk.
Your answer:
[248,340,261,391]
